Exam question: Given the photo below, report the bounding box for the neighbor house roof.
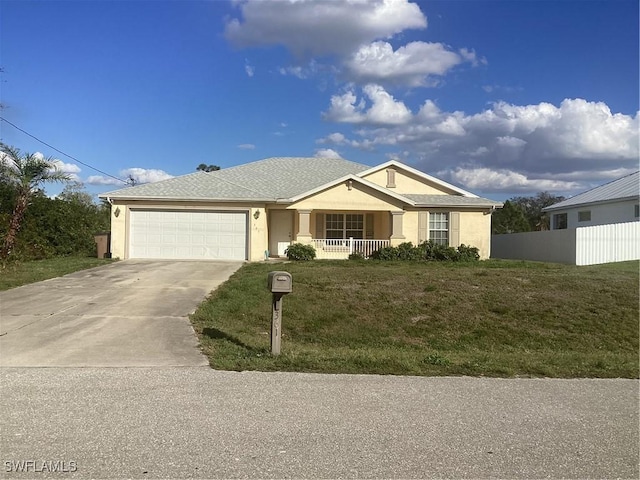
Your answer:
[543,171,640,212]
[100,156,501,208]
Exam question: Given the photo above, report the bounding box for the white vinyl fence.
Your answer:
[311,238,390,260]
[491,221,640,266]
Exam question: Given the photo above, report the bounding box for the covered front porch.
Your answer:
[268,209,407,259]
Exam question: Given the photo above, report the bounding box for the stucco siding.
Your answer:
[110,202,127,260]
[362,169,452,195]
[459,211,492,259]
[289,181,405,211]
[402,211,419,243]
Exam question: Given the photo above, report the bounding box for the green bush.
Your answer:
[457,244,480,262]
[370,241,480,262]
[370,246,399,260]
[285,243,316,261]
[348,252,366,261]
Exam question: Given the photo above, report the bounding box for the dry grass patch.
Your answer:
[190,260,639,378]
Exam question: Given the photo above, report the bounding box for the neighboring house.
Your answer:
[543,171,640,230]
[99,157,502,262]
[492,171,640,265]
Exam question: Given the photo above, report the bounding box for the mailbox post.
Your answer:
[267,271,292,355]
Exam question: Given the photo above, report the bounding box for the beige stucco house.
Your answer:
[99,157,502,261]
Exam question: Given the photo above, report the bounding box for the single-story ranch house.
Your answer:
[542,170,639,230]
[99,157,502,261]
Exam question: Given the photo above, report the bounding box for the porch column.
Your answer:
[296,209,312,245]
[390,211,406,246]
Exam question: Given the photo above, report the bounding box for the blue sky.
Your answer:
[0,0,638,201]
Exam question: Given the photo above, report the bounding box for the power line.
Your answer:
[0,116,129,185]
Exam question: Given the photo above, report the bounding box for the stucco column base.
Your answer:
[296,235,313,245]
[389,237,406,247]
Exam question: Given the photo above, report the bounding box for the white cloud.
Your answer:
[237,143,256,150]
[51,159,81,175]
[345,41,469,87]
[318,132,348,145]
[121,168,174,185]
[87,168,174,186]
[314,148,343,159]
[50,160,81,181]
[86,176,122,186]
[321,93,639,191]
[323,84,412,125]
[244,59,255,77]
[446,167,580,193]
[225,0,426,57]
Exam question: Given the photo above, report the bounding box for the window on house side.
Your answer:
[553,213,568,229]
[578,211,591,222]
[635,205,639,218]
[429,212,449,245]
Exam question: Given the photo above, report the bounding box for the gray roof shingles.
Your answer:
[403,194,501,207]
[100,156,500,207]
[543,171,640,212]
[101,157,369,201]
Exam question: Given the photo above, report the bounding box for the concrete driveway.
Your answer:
[0,260,242,367]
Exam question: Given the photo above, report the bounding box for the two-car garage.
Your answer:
[129,210,248,260]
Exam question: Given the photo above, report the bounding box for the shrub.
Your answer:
[370,246,399,260]
[371,240,481,262]
[285,243,316,261]
[457,244,480,262]
[348,252,366,261]
[396,242,423,261]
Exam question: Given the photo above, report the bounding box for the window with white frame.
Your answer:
[325,213,364,239]
[578,210,591,222]
[429,212,449,245]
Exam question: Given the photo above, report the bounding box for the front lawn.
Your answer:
[0,257,115,291]
[190,260,639,378]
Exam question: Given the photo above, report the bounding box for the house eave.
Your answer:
[98,195,276,203]
[542,195,639,213]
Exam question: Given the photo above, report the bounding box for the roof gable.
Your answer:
[357,160,479,198]
[286,174,416,206]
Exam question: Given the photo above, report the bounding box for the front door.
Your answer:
[269,210,293,257]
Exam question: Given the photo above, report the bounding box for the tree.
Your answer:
[196,163,220,172]
[510,192,566,231]
[492,200,530,234]
[58,181,95,207]
[0,144,70,259]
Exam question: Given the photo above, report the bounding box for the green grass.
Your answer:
[191,259,639,378]
[0,257,115,291]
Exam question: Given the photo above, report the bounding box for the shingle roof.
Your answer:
[99,156,499,208]
[403,194,502,208]
[100,157,370,201]
[543,171,640,212]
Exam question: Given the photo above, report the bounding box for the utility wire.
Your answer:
[0,116,129,185]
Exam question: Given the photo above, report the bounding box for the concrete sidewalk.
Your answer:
[0,368,637,479]
[0,260,242,367]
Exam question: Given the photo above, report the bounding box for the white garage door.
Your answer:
[129,210,247,260]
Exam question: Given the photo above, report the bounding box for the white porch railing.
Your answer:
[311,238,390,259]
